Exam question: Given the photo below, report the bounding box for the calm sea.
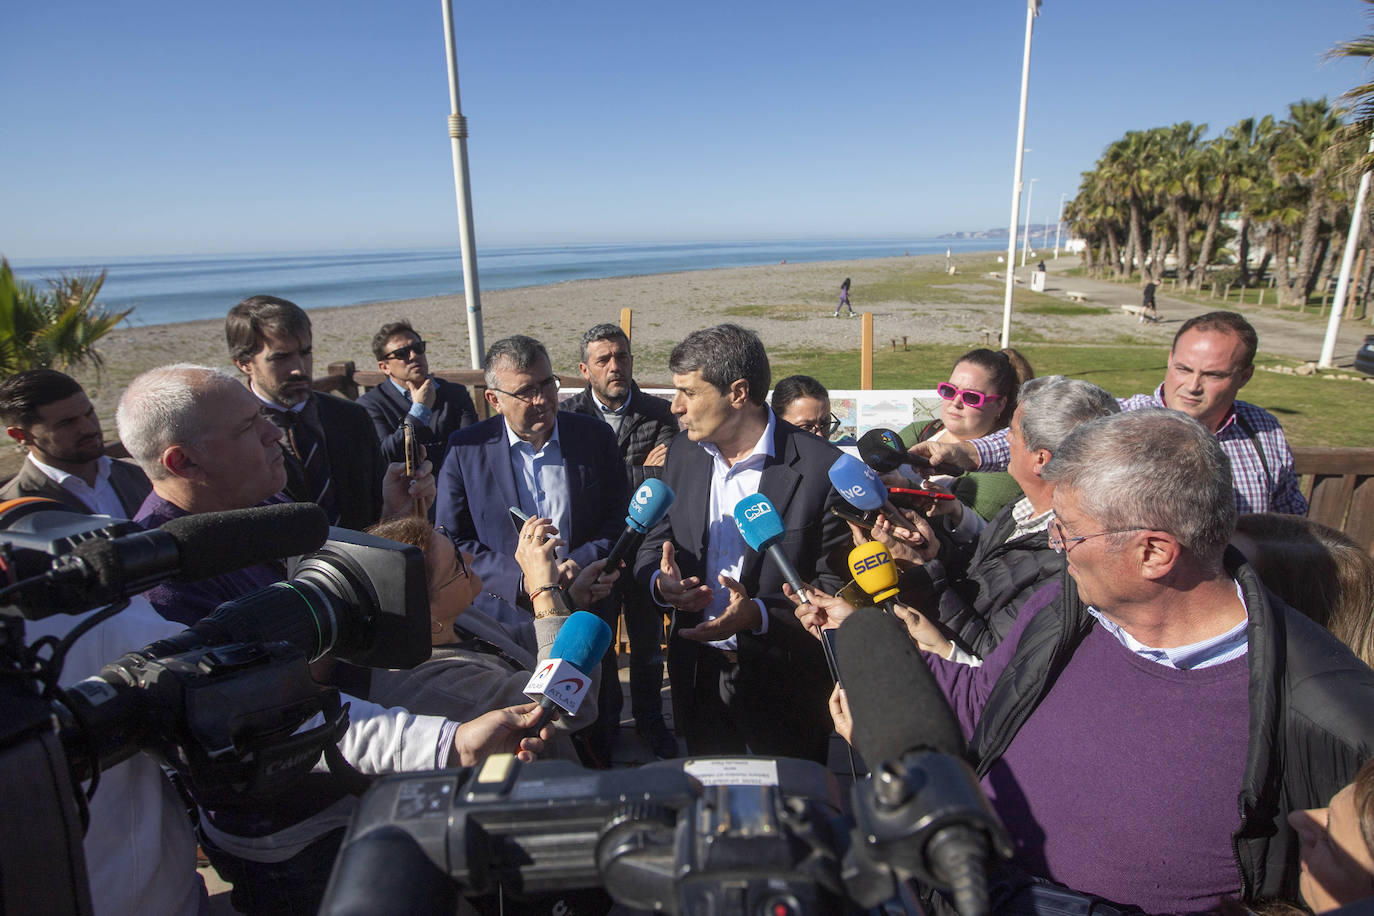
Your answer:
[10,238,996,328]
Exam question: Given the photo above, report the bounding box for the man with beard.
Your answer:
[563,323,680,758]
[0,368,150,516]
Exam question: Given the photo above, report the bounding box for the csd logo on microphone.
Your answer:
[741,501,773,522]
[851,552,892,575]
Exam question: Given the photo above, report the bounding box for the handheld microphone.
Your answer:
[732,494,809,603]
[859,427,965,478]
[3,502,331,616]
[827,453,888,515]
[834,607,1010,916]
[598,479,675,580]
[524,610,613,731]
[847,542,900,612]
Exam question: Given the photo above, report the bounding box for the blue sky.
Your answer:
[4,1,1370,258]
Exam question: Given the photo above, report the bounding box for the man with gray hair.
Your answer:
[917,409,1374,911]
[884,376,1121,657]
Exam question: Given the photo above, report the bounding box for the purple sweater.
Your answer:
[928,586,1251,912]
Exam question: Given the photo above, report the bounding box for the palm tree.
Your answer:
[1271,98,1345,306]
[1155,122,1206,285]
[0,259,133,377]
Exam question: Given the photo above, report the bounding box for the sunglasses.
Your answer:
[431,525,470,591]
[384,340,427,362]
[936,382,1004,410]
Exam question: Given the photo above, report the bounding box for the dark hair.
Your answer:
[1173,311,1258,368]
[1356,756,1374,879]
[999,347,1036,386]
[0,370,85,428]
[483,335,550,388]
[226,295,312,363]
[953,347,1019,429]
[372,321,419,361]
[669,324,770,405]
[580,323,630,363]
[771,375,829,416]
[1235,513,1374,668]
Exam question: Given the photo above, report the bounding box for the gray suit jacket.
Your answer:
[0,456,152,518]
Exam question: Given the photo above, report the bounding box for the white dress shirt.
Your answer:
[506,421,572,559]
[27,453,127,518]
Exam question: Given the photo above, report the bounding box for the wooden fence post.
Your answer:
[620,307,633,341]
[861,313,874,390]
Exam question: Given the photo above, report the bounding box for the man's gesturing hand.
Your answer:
[655,541,712,613]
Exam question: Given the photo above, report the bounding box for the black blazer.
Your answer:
[356,377,479,466]
[280,394,386,531]
[0,456,152,518]
[633,416,849,759]
[561,382,678,490]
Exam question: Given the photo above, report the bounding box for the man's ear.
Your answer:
[1138,531,1181,581]
[578,362,592,383]
[161,445,198,480]
[1237,364,1254,388]
[232,358,253,379]
[5,426,29,446]
[377,360,390,374]
[728,379,751,408]
[1031,448,1052,478]
[484,389,502,414]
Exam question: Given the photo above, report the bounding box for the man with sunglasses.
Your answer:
[358,320,479,468]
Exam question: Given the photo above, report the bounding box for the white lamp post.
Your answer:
[1321,133,1374,368]
[1054,192,1066,259]
[440,0,485,369]
[1001,0,1042,348]
[1021,178,1039,266]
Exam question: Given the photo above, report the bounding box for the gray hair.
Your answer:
[669,323,770,405]
[115,364,242,480]
[1017,376,1121,454]
[483,335,550,389]
[1043,409,1235,570]
[580,323,630,363]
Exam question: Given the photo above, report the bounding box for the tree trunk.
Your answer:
[1193,179,1228,291]
[1255,250,1272,287]
[1288,186,1325,307]
[1105,225,1122,279]
[1273,229,1292,303]
[1173,198,1192,286]
[1127,196,1146,278]
[1238,215,1252,286]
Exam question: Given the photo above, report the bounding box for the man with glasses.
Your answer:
[358,320,479,468]
[435,334,627,620]
[563,323,680,758]
[911,409,1374,912]
[908,311,1306,515]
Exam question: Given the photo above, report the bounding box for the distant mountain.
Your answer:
[938,226,1063,240]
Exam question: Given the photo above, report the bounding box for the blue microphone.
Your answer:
[733,493,810,604]
[524,610,613,730]
[828,453,889,514]
[598,478,676,580]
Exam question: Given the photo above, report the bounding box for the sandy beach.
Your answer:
[13,248,1370,479]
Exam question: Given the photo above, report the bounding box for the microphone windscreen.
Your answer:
[732,494,784,552]
[834,606,967,766]
[857,428,908,473]
[625,478,676,533]
[828,453,888,512]
[548,610,614,674]
[161,502,331,580]
[848,542,900,602]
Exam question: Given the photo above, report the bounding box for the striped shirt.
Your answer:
[971,385,1307,515]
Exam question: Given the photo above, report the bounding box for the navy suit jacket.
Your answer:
[356,377,479,466]
[435,411,628,603]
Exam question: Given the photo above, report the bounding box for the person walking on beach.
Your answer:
[834,277,854,318]
[1141,280,1159,323]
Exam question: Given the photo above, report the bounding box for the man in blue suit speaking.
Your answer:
[436,335,626,604]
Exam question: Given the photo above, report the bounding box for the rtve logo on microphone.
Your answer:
[839,484,872,501]
[741,501,773,522]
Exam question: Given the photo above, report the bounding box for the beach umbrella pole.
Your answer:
[441,0,485,369]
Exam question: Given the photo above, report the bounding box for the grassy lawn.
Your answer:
[770,342,1374,448]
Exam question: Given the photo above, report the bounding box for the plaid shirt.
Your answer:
[972,385,1307,515]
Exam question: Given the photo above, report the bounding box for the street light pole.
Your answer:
[1054,192,1066,258]
[440,0,485,370]
[1021,178,1038,266]
[1001,0,1042,348]
[1321,133,1374,368]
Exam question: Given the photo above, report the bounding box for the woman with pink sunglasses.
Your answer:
[897,348,1023,523]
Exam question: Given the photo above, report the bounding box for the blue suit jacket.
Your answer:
[356,377,479,467]
[435,411,628,602]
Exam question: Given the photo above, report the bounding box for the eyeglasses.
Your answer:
[431,526,470,591]
[489,376,561,403]
[1048,520,1147,555]
[936,382,1004,410]
[794,413,842,437]
[384,340,427,362]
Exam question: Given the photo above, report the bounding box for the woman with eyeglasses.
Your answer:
[897,348,1023,524]
[771,375,840,439]
[366,513,615,763]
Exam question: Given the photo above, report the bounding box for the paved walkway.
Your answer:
[1033,258,1372,366]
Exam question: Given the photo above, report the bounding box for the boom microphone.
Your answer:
[524,611,613,731]
[599,479,675,580]
[834,607,1010,916]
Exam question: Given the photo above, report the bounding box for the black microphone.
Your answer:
[834,606,1010,916]
[63,503,330,607]
[858,427,965,478]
